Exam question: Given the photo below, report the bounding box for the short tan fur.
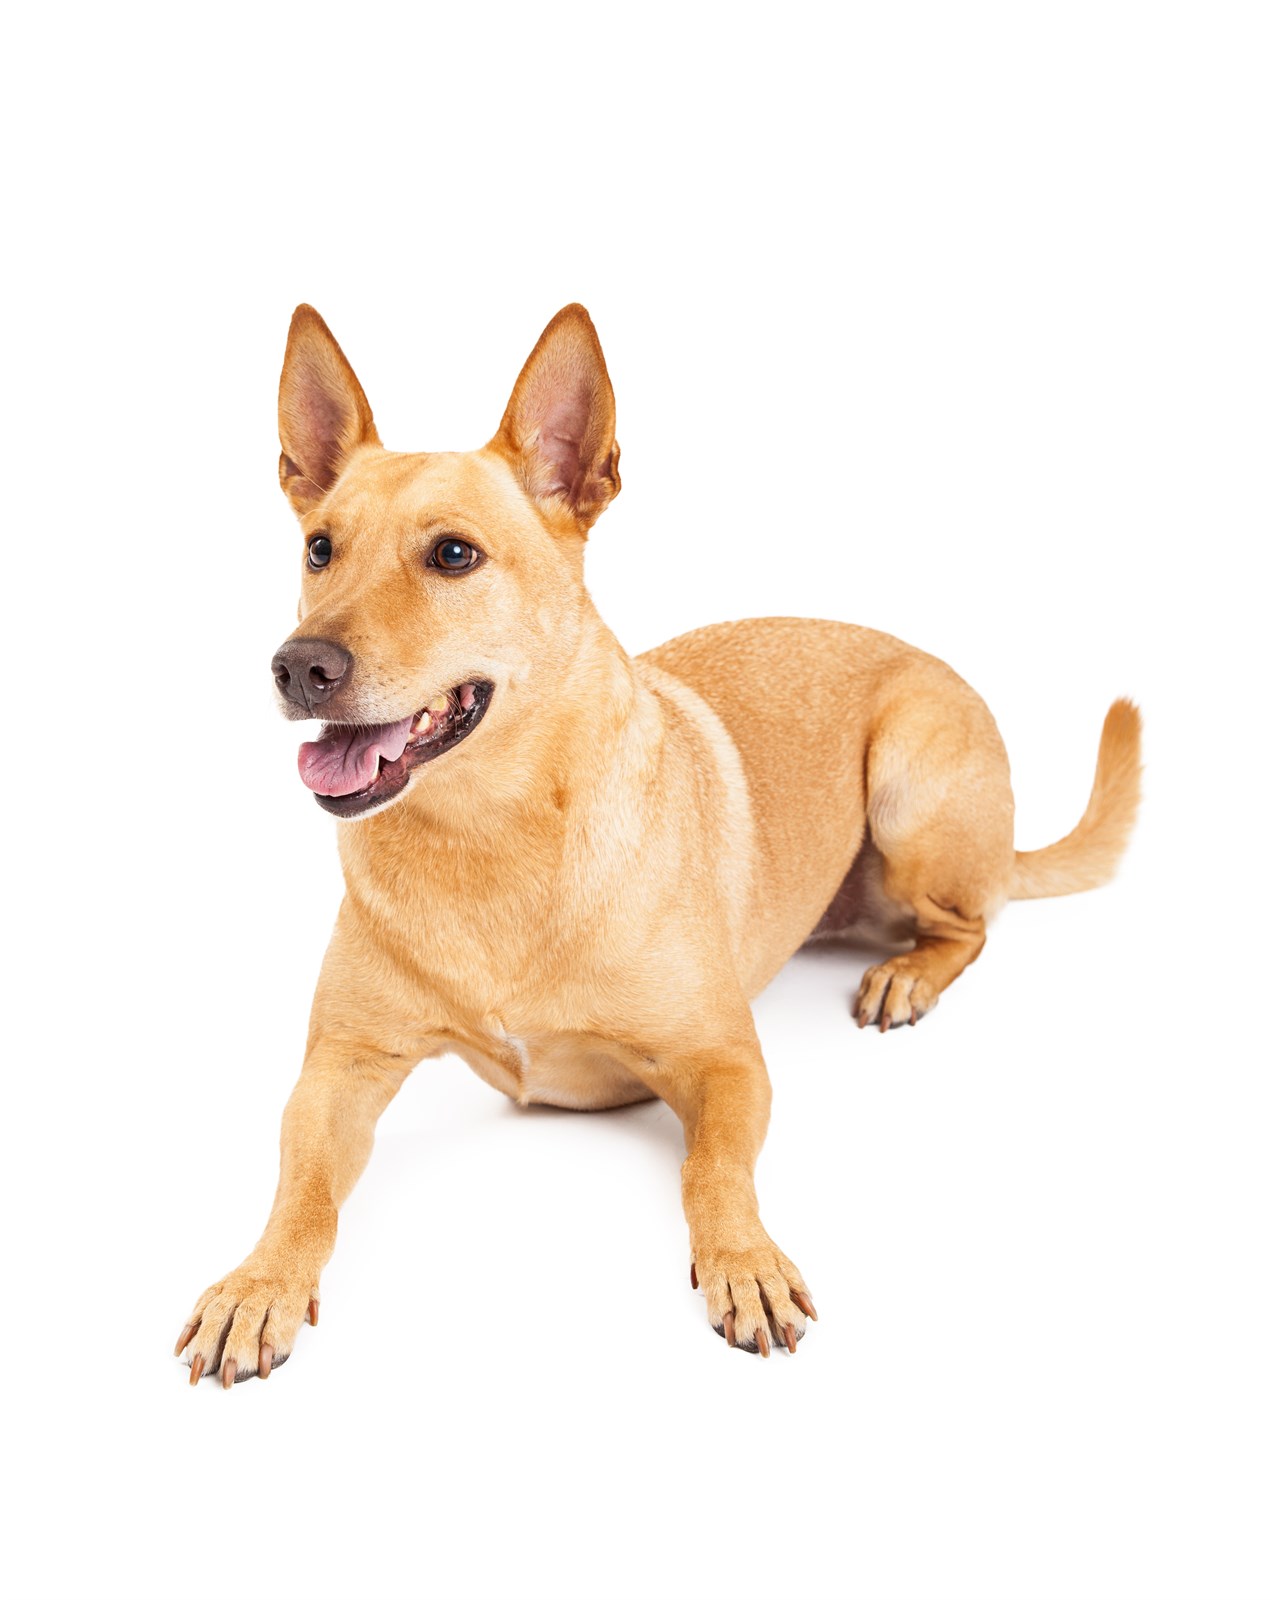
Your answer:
[176,305,1141,1384]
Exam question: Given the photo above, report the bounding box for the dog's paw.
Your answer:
[174,1259,319,1388]
[855,958,938,1031]
[690,1237,816,1356]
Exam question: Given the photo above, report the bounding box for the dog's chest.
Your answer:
[453,1026,654,1112]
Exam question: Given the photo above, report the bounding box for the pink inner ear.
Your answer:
[293,371,352,485]
[536,397,591,493]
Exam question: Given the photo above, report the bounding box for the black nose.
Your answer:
[271,637,353,713]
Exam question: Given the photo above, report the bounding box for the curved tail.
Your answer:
[1012,699,1143,900]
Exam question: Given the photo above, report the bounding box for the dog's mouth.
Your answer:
[297,680,494,818]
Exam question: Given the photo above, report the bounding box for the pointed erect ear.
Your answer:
[489,304,620,531]
[277,305,380,514]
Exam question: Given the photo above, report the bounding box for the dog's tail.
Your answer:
[1010,698,1143,900]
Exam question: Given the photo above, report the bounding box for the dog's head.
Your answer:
[271,305,621,819]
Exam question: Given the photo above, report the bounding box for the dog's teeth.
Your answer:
[414,711,433,734]
[427,693,449,714]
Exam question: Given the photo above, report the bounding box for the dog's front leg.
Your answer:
[175,1039,414,1386]
[639,1031,817,1355]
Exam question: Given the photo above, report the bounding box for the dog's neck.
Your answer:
[340,603,662,856]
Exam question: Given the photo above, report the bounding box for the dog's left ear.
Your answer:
[278,305,380,516]
[489,304,620,532]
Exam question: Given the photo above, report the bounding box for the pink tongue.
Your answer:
[297,716,415,796]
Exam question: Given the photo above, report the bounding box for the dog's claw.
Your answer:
[856,962,938,1032]
[690,1262,698,1290]
[783,1323,797,1353]
[723,1310,736,1348]
[793,1290,818,1321]
[177,1266,314,1390]
[755,1328,770,1358]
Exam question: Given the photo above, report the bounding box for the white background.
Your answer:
[3,6,1277,1600]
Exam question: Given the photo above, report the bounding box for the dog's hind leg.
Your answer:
[852,674,1016,1030]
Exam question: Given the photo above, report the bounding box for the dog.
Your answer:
[176,304,1142,1384]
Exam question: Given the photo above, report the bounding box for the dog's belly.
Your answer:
[452,1031,657,1112]
[807,835,916,947]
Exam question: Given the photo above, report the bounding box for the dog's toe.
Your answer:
[855,961,937,1031]
[177,1262,316,1388]
[693,1239,815,1355]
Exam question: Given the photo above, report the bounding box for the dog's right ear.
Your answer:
[277,305,380,515]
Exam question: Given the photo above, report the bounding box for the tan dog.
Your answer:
[176,304,1142,1384]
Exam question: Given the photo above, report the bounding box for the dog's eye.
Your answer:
[429,538,481,573]
[307,535,333,571]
